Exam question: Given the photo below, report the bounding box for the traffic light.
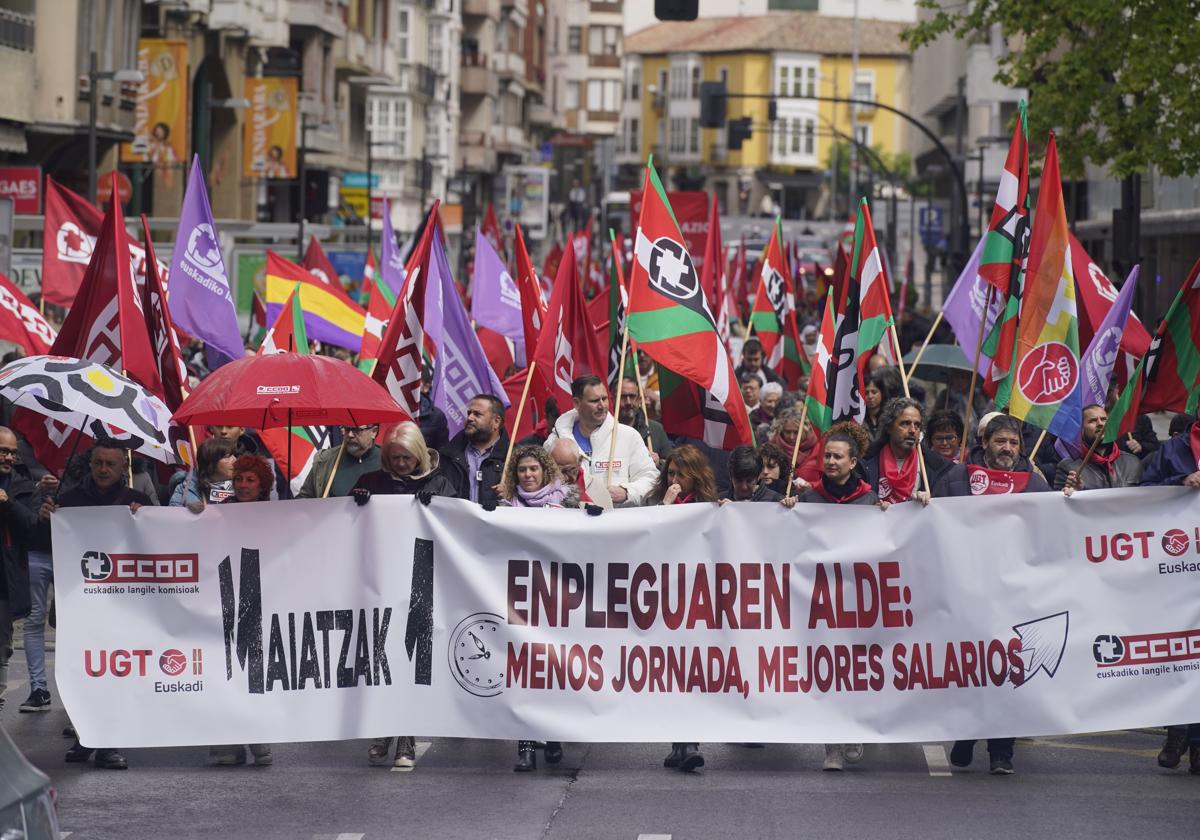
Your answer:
[699,81,726,129]
[727,117,753,151]
[656,0,699,20]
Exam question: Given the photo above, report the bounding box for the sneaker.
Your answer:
[19,688,51,713]
[62,724,76,739]
[677,743,704,773]
[663,743,685,768]
[989,756,1015,775]
[843,743,864,764]
[949,740,975,768]
[543,741,564,764]
[367,738,393,766]
[823,744,844,771]
[1158,727,1188,769]
[249,744,273,766]
[393,735,416,771]
[213,747,247,766]
[95,749,128,770]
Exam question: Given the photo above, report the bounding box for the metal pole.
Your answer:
[297,116,307,261]
[88,50,98,204]
[977,148,985,239]
[366,133,373,256]
[848,0,860,204]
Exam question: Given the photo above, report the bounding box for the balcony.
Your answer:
[463,0,500,20]
[460,130,497,171]
[528,101,555,127]
[493,123,527,154]
[460,61,498,98]
[588,53,621,70]
[288,0,345,38]
[209,0,288,45]
[494,51,526,81]
[588,0,623,23]
[0,8,34,52]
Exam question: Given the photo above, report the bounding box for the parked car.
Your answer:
[0,726,60,840]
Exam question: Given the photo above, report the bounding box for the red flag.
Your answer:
[252,291,267,329]
[541,241,563,291]
[1070,233,1151,358]
[359,249,379,305]
[700,195,731,351]
[482,203,504,258]
[531,233,607,413]
[15,175,162,472]
[513,224,547,361]
[302,236,356,305]
[501,367,536,441]
[476,325,516,380]
[371,203,439,421]
[0,272,56,354]
[139,215,193,466]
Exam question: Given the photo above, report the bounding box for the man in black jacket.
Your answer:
[1054,405,1143,492]
[719,446,782,503]
[440,394,510,506]
[859,398,952,505]
[0,427,40,714]
[40,442,152,771]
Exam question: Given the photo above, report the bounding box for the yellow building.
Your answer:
[620,13,911,219]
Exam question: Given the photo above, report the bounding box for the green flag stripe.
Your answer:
[645,158,681,232]
[628,306,714,344]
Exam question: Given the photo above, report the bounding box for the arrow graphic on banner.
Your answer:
[1012,611,1069,686]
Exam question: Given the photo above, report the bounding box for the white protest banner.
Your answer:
[52,488,1200,748]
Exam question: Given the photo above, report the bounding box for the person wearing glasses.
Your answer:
[298,424,381,499]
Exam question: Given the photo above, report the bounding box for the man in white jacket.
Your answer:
[544,375,658,507]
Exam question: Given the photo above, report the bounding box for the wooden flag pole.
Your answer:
[501,360,538,481]
[1030,427,1050,465]
[902,310,944,382]
[960,285,996,462]
[631,350,655,457]
[889,321,931,497]
[782,400,811,499]
[320,437,347,498]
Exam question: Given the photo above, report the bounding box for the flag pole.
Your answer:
[889,321,931,497]
[784,401,811,500]
[902,310,944,382]
[501,360,538,482]
[631,348,655,457]
[1030,427,1049,465]
[320,437,347,498]
[960,285,996,462]
[606,230,631,486]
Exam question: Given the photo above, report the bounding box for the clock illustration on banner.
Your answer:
[448,612,507,697]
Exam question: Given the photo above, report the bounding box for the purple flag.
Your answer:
[428,232,509,437]
[470,226,525,361]
[379,198,406,296]
[1081,265,1139,409]
[942,234,1005,375]
[167,156,244,362]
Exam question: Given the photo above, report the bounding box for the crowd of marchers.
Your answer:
[0,340,1197,778]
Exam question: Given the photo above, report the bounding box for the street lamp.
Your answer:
[87,51,145,203]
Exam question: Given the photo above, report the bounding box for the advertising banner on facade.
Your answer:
[630,190,709,271]
[243,77,298,180]
[121,39,189,169]
[52,489,1200,748]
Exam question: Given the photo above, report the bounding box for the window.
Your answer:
[567,26,582,53]
[775,61,818,100]
[429,20,445,75]
[588,25,619,56]
[791,119,801,153]
[688,118,699,154]
[628,66,641,101]
[804,118,815,155]
[669,65,687,98]
[719,66,728,87]
[397,9,410,62]
[566,80,580,110]
[854,70,875,103]
[690,65,700,98]
[587,79,620,112]
[368,97,410,157]
[669,117,687,154]
[804,67,817,97]
[658,69,667,99]
[854,123,871,147]
[628,117,640,152]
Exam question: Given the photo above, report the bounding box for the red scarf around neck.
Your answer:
[966,464,1031,495]
[878,444,918,503]
[1087,441,1121,476]
[813,476,873,504]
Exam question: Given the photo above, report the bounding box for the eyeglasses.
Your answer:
[0,447,18,457]
[344,426,379,435]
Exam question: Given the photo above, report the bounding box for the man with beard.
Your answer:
[932,413,1049,775]
[1054,405,1142,492]
[297,423,381,498]
[544,375,657,507]
[440,394,510,506]
[859,398,942,505]
[618,378,671,462]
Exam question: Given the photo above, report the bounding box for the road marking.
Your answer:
[922,744,952,776]
[389,739,432,772]
[637,835,672,840]
[334,835,365,840]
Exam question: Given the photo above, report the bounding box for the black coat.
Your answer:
[933,449,1051,497]
[1117,413,1161,461]
[0,472,41,619]
[351,462,458,498]
[859,444,955,497]
[719,484,783,503]
[439,431,510,506]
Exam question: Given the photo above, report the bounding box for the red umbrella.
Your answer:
[172,352,409,428]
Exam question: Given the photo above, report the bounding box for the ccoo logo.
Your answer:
[1093,634,1125,665]
[81,551,112,581]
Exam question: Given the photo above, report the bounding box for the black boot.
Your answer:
[677,742,705,773]
[514,740,536,772]
[1189,744,1200,775]
[1158,726,1188,768]
[663,743,685,768]
[543,741,564,764]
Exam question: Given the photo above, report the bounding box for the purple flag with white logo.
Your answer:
[942,234,1005,376]
[167,156,244,362]
[1081,265,1139,409]
[470,226,526,361]
[428,232,509,437]
[379,198,406,296]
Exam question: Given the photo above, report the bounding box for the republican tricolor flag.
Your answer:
[626,162,753,449]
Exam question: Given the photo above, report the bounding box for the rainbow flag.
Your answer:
[264,250,367,352]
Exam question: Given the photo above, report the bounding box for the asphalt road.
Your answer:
[2,654,1197,840]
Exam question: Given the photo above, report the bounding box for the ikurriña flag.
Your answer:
[625,161,753,448]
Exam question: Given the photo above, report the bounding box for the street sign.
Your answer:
[918,206,945,248]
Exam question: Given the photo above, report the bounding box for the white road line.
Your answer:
[334,834,365,840]
[637,835,673,840]
[389,740,432,772]
[923,744,952,777]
